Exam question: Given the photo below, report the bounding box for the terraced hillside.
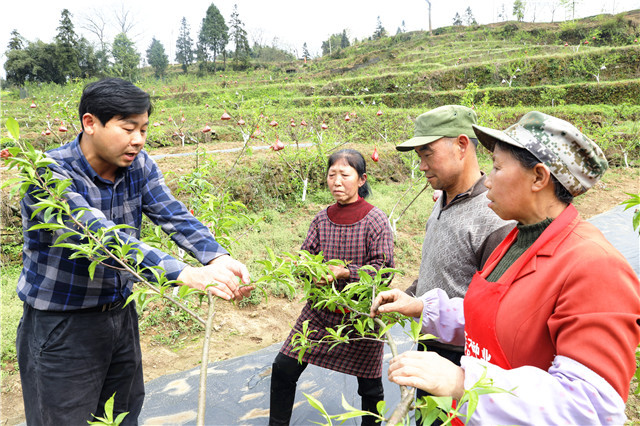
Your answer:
[2,10,639,168]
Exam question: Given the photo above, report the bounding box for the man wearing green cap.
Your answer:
[371,111,639,425]
[396,105,513,422]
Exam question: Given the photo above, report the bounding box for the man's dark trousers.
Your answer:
[17,301,144,425]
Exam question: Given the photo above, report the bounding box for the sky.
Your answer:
[1,0,638,79]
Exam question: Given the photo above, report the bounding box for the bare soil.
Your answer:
[1,152,638,425]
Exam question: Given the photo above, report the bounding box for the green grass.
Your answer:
[138,303,205,348]
[1,264,22,372]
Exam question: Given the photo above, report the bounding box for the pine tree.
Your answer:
[340,29,350,49]
[302,42,310,60]
[147,37,169,78]
[453,12,463,26]
[175,17,194,73]
[112,32,140,80]
[373,16,387,39]
[55,9,81,80]
[198,3,229,71]
[7,29,25,50]
[229,4,250,67]
[464,7,478,26]
[396,20,407,35]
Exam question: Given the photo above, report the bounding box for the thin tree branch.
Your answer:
[197,294,216,426]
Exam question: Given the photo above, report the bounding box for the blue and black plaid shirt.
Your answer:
[18,134,228,311]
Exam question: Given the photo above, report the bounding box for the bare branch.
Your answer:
[81,9,110,49]
[114,4,137,35]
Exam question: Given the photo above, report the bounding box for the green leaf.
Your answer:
[6,117,19,140]
[88,261,98,280]
[408,313,424,342]
[28,223,67,231]
[332,394,372,421]
[303,393,332,425]
[54,231,79,245]
[113,412,129,425]
[377,322,395,339]
[466,390,479,421]
[103,392,116,422]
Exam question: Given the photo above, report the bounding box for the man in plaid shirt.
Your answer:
[16,78,252,425]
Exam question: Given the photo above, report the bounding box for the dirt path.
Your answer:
[1,168,638,425]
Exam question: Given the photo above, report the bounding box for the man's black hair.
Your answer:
[78,78,153,129]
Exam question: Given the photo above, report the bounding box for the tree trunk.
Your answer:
[197,295,216,426]
[426,0,432,35]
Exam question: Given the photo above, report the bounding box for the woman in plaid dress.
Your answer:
[269,149,395,426]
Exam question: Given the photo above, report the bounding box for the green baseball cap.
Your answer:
[473,111,608,196]
[396,105,478,152]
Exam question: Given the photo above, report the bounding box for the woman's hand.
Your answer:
[316,264,350,286]
[388,351,465,400]
[370,289,424,317]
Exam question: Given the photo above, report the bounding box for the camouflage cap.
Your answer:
[396,105,478,151]
[473,111,608,196]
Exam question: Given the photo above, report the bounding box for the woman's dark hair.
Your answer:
[327,149,371,199]
[79,78,153,129]
[494,140,573,204]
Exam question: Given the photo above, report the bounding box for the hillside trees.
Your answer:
[79,10,113,77]
[57,10,103,79]
[176,17,195,73]
[464,7,478,26]
[453,12,463,26]
[229,4,250,69]
[251,43,296,62]
[513,0,526,22]
[340,30,350,49]
[7,29,25,51]
[302,42,310,61]
[373,16,388,39]
[4,10,106,86]
[75,37,102,79]
[112,32,140,80]
[146,37,169,78]
[4,9,98,86]
[5,41,55,85]
[561,0,581,20]
[55,9,81,80]
[198,3,229,71]
[3,31,32,86]
[321,31,350,56]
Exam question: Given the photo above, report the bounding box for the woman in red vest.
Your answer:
[372,112,640,424]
